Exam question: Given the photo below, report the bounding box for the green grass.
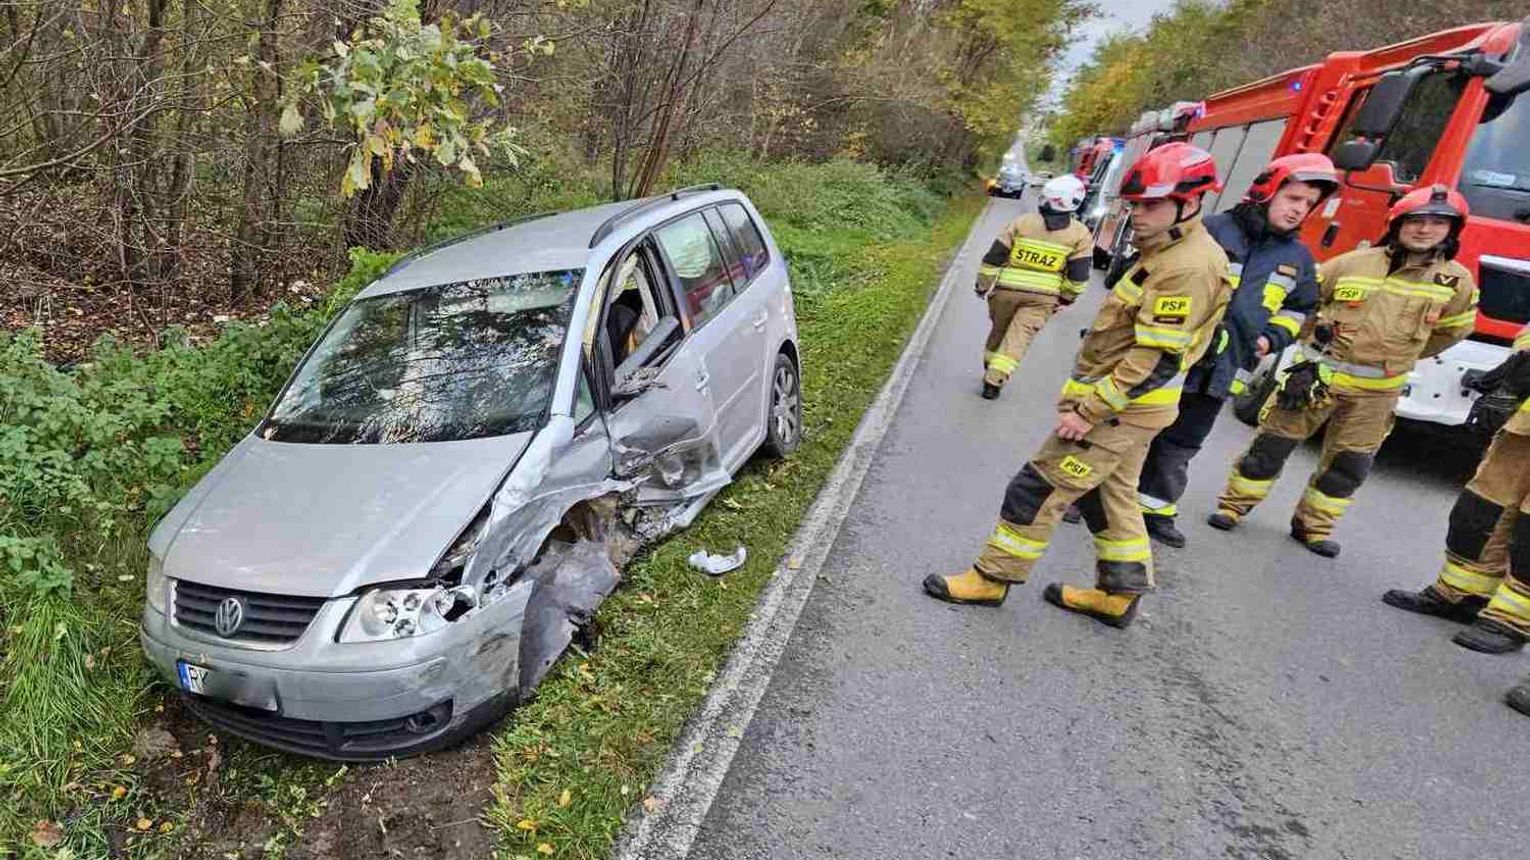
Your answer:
[0,149,978,858]
[487,194,983,859]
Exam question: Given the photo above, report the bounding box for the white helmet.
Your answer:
[1040,174,1087,212]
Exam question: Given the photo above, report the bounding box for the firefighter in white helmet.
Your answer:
[974,173,1095,400]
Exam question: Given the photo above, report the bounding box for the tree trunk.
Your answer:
[343,159,415,250]
[230,0,283,302]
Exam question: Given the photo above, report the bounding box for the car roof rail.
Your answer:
[587,183,728,249]
[385,211,556,276]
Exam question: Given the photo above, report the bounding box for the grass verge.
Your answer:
[486,194,983,858]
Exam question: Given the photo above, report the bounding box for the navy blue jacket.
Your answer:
[1186,208,1320,398]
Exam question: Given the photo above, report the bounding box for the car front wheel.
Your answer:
[763,352,802,458]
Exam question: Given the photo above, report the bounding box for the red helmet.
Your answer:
[1244,153,1340,204]
[1119,142,1222,203]
[1387,184,1469,226]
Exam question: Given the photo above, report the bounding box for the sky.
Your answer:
[1044,0,1182,109]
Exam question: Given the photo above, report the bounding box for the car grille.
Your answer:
[183,695,453,759]
[172,580,326,645]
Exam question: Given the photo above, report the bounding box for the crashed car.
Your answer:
[139,185,802,760]
[987,164,1027,198]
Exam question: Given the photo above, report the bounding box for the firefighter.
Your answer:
[1137,154,1338,548]
[975,174,1094,399]
[1382,324,1530,654]
[1208,185,1479,557]
[923,143,1231,626]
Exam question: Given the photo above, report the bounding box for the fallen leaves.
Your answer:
[557,788,572,807]
[30,820,64,848]
[536,843,555,855]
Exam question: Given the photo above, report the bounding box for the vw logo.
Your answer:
[214,597,246,637]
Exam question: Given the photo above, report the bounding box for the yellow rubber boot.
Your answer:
[1042,584,1139,628]
[923,569,1010,607]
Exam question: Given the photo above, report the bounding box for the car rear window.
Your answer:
[719,203,769,279]
[655,213,734,327]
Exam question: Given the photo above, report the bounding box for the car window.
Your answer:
[573,367,595,426]
[655,212,735,328]
[606,249,664,366]
[703,208,748,286]
[265,269,581,444]
[720,203,769,279]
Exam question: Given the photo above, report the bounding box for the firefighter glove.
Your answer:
[1275,360,1331,411]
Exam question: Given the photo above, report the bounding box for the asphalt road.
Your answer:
[686,195,1530,860]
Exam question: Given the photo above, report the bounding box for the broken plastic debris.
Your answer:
[687,546,747,576]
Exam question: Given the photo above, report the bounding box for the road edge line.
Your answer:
[611,198,995,859]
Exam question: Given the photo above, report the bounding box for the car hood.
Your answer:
[159,432,534,598]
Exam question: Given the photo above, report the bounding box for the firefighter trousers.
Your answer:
[1215,390,1398,541]
[974,417,1161,593]
[1137,390,1225,518]
[1428,431,1530,635]
[984,289,1058,387]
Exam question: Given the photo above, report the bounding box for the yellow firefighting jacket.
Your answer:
[977,213,1094,303]
[1305,246,1477,395]
[1060,214,1232,426]
[1508,325,1530,436]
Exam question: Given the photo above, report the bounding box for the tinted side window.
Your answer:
[703,208,747,287]
[1375,70,1466,183]
[1216,118,1287,213]
[720,203,769,279]
[655,213,734,328]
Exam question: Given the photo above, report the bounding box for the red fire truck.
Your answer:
[1090,18,1530,430]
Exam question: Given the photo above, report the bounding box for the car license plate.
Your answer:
[177,659,211,695]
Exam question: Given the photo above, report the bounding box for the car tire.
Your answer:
[763,351,802,458]
[1233,371,1277,427]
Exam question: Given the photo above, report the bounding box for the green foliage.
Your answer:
[284,0,520,195]
[0,248,399,848]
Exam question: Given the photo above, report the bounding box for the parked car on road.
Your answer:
[987,163,1028,198]
[139,185,802,760]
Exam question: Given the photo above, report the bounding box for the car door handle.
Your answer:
[751,311,769,330]
[695,370,710,391]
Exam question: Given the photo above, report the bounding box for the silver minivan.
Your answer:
[139,186,802,759]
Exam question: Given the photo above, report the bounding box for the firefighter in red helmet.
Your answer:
[923,143,1232,628]
[1209,184,1478,557]
[1135,153,1339,549]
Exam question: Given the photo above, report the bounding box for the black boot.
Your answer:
[1206,511,1238,531]
[1290,522,1340,558]
[1381,586,1486,624]
[1452,619,1528,655]
[1061,505,1081,524]
[1507,676,1530,718]
[1144,513,1186,549]
[981,382,1001,400]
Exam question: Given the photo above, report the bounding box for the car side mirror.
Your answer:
[1352,68,1426,137]
[1487,16,1530,96]
[1332,139,1380,172]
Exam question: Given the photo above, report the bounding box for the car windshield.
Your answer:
[1460,92,1530,222]
[263,269,582,444]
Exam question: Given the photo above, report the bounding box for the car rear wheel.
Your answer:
[763,352,802,458]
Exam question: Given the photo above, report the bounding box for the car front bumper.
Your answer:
[139,579,534,759]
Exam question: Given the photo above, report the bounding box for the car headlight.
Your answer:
[338,585,477,643]
[146,554,167,614]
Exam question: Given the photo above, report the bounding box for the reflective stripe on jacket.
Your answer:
[1306,246,1477,393]
[977,213,1094,300]
[1060,214,1232,425]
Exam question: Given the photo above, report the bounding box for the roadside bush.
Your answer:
[0,248,398,829]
